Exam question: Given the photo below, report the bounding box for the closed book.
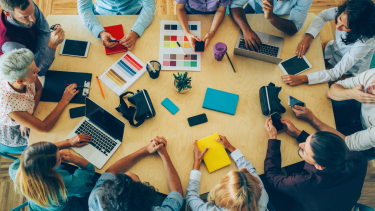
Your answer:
[197,133,231,173]
[202,88,239,115]
[103,24,127,55]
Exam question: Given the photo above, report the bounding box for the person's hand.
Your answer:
[119,31,139,51]
[366,80,375,96]
[48,25,65,50]
[153,136,168,157]
[60,84,79,105]
[296,34,313,58]
[146,136,167,154]
[68,134,92,147]
[193,140,209,170]
[19,125,30,137]
[99,31,117,49]
[292,105,315,122]
[265,118,277,139]
[281,75,308,86]
[186,32,200,50]
[202,31,215,48]
[280,119,301,138]
[60,149,77,163]
[350,85,375,104]
[215,135,236,152]
[262,0,274,20]
[243,30,262,52]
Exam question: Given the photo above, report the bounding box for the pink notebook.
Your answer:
[103,24,127,55]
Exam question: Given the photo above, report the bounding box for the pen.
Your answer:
[67,84,85,88]
[110,40,120,43]
[225,52,236,73]
[147,61,156,73]
[176,41,187,57]
[96,77,105,99]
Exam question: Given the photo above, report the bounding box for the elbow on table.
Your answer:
[35,124,54,133]
[286,28,298,36]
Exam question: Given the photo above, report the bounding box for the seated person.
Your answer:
[9,134,95,211]
[176,0,237,49]
[263,117,367,211]
[230,0,312,51]
[0,0,65,76]
[282,0,375,86]
[0,49,78,149]
[78,0,155,50]
[88,136,184,211]
[186,136,269,211]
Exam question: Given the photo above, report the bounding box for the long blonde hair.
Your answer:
[207,168,262,211]
[15,142,67,207]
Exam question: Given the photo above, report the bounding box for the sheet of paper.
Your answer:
[99,52,146,96]
[159,20,201,71]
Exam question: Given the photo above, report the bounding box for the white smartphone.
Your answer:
[59,39,90,58]
[278,55,312,75]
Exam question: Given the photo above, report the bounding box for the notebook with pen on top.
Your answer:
[103,24,127,55]
[197,133,231,173]
[202,88,239,115]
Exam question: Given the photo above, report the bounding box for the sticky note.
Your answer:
[161,98,179,115]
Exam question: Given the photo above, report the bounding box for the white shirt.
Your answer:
[336,69,375,151]
[305,8,375,85]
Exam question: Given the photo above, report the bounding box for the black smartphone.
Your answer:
[69,106,85,119]
[188,113,208,127]
[271,112,283,131]
[195,41,205,52]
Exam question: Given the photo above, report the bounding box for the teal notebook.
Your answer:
[202,88,239,115]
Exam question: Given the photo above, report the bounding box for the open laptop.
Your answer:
[234,30,284,64]
[66,97,125,169]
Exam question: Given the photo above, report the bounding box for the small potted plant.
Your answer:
[173,72,192,94]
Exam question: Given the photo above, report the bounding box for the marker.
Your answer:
[147,61,156,73]
[176,41,187,57]
[110,40,120,43]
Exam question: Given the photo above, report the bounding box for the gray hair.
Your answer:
[0,48,34,83]
[0,0,30,13]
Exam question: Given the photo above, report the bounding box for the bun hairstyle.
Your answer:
[207,168,262,211]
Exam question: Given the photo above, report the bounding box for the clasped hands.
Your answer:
[100,31,139,50]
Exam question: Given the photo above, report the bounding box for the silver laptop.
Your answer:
[234,30,284,64]
[66,97,125,169]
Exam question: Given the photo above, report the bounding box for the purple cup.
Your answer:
[213,42,227,61]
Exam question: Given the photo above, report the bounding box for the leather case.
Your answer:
[259,83,286,116]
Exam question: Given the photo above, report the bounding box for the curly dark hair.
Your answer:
[335,0,375,45]
[100,173,158,211]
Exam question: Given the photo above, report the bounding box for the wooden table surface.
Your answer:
[30,14,334,195]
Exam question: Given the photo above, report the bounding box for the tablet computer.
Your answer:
[59,39,90,58]
[279,55,312,75]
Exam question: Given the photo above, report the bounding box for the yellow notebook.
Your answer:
[197,133,231,173]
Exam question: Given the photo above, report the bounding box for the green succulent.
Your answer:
[173,72,192,92]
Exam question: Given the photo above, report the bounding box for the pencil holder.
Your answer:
[146,60,161,79]
[213,42,227,61]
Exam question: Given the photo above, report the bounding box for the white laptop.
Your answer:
[66,97,125,169]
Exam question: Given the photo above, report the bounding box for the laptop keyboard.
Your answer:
[75,121,117,156]
[238,38,279,57]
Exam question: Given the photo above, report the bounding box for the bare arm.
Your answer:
[230,7,253,33]
[33,78,43,112]
[268,15,298,35]
[176,3,189,35]
[209,6,226,33]
[158,147,183,196]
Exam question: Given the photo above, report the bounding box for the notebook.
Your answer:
[197,133,231,173]
[40,70,92,104]
[103,24,127,55]
[202,88,239,115]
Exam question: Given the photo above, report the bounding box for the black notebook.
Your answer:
[40,70,92,104]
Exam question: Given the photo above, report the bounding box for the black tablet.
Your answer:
[279,55,312,75]
[59,39,90,58]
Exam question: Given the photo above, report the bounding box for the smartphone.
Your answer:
[69,106,85,119]
[59,39,90,58]
[195,41,205,52]
[188,113,208,127]
[270,112,283,131]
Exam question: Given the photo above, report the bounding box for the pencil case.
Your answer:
[259,83,286,116]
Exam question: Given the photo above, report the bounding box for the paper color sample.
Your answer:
[203,88,239,115]
[197,133,231,173]
[103,24,127,55]
[161,98,179,115]
[99,52,146,96]
[159,20,201,71]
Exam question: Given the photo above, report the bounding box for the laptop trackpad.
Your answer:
[255,32,270,44]
[72,144,95,158]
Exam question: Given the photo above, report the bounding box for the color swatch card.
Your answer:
[159,20,201,71]
[203,88,239,115]
[197,133,231,173]
[99,52,146,96]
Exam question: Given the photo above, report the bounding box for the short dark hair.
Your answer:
[335,0,375,45]
[0,0,30,12]
[310,132,353,174]
[100,173,158,211]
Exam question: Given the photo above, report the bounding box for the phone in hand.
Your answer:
[69,106,85,119]
[270,112,283,131]
[195,41,205,52]
[188,113,208,127]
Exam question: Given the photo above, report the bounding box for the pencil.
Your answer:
[96,76,105,99]
[225,52,236,73]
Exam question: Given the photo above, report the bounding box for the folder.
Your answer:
[202,88,239,115]
[197,133,231,173]
[103,24,127,55]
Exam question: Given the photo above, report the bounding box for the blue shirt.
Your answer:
[186,149,269,211]
[88,173,184,211]
[230,0,313,31]
[9,159,96,211]
[1,2,55,76]
[77,0,156,38]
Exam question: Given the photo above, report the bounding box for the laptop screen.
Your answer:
[86,97,125,141]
